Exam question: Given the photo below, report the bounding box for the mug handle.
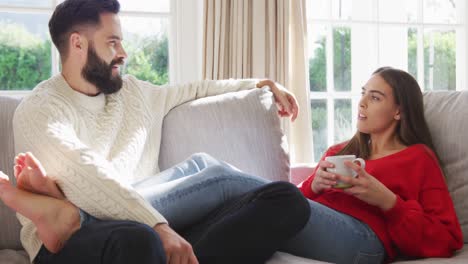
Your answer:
[351,158,366,177]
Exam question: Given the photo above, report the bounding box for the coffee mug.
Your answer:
[325,155,366,189]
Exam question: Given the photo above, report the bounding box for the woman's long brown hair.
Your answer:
[336,67,438,161]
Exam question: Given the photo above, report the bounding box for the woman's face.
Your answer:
[357,74,401,135]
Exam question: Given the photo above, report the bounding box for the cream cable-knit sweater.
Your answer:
[13,74,257,261]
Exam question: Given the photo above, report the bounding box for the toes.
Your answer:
[15,156,25,168]
[25,153,39,168]
[14,165,22,179]
[25,153,46,176]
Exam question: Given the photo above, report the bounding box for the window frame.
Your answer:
[307,0,466,160]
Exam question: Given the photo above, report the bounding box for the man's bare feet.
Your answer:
[0,171,80,253]
[14,152,65,200]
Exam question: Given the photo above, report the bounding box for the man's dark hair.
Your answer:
[48,0,120,59]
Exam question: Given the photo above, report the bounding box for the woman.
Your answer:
[1,67,462,264]
[283,66,463,263]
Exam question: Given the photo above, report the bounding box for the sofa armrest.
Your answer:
[159,88,290,182]
[290,164,315,185]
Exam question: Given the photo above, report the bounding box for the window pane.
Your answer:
[311,100,328,162]
[378,26,408,70]
[424,0,459,24]
[379,0,417,23]
[119,0,170,13]
[308,25,327,92]
[0,13,51,90]
[334,99,352,143]
[333,27,351,91]
[307,0,330,19]
[121,16,169,85]
[424,29,456,91]
[351,24,378,91]
[333,0,374,21]
[0,0,51,7]
[408,28,417,79]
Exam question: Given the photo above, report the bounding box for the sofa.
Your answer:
[0,88,467,263]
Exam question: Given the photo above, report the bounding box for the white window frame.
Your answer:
[0,0,203,96]
[308,0,466,157]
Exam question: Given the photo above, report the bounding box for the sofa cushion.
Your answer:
[159,88,290,182]
[0,96,22,250]
[0,249,29,264]
[423,91,468,243]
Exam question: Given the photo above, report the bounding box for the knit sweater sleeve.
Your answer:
[13,97,167,228]
[127,76,259,115]
[383,149,463,257]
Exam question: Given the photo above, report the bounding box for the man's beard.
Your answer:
[81,44,124,95]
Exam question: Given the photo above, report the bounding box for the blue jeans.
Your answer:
[283,201,386,264]
[133,153,385,264]
[132,153,270,230]
[37,153,383,263]
[37,153,310,264]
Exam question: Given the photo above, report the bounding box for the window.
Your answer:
[0,0,172,92]
[307,0,465,161]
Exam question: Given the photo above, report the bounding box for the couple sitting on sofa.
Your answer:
[0,0,463,264]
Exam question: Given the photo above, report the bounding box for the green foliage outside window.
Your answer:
[333,27,351,92]
[0,23,51,90]
[0,22,169,90]
[309,36,326,92]
[124,34,169,86]
[309,27,351,92]
[408,29,455,90]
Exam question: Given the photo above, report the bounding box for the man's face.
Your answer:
[81,43,124,94]
[81,13,127,94]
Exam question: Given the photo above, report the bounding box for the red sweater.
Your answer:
[298,143,463,261]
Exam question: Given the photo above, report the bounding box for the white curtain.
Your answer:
[203,0,314,163]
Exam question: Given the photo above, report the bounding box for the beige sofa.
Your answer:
[0,88,467,263]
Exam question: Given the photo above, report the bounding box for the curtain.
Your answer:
[203,0,314,163]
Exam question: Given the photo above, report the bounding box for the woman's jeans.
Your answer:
[36,153,310,264]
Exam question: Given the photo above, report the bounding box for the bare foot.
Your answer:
[14,152,65,200]
[0,171,80,253]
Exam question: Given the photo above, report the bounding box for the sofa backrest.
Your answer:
[423,91,468,243]
[0,96,22,249]
[159,88,290,181]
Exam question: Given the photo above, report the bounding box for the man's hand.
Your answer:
[154,223,199,264]
[256,79,299,122]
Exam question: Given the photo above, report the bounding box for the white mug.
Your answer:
[325,155,366,189]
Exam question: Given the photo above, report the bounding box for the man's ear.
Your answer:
[69,32,88,59]
[69,33,82,50]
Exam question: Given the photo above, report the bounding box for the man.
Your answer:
[0,0,308,263]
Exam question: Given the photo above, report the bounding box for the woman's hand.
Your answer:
[256,80,299,122]
[311,160,338,194]
[337,161,397,211]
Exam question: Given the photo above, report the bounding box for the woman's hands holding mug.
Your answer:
[311,159,397,211]
[338,161,397,211]
[311,160,338,194]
